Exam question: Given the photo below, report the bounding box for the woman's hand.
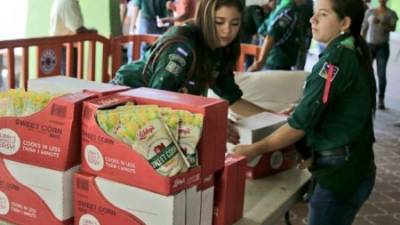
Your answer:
[247,60,263,72]
[232,144,259,163]
[279,103,297,116]
[227,119,240,144]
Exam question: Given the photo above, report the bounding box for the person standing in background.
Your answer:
[49,0,96,76]
[129,0,170,36]
[241,0,277,70]
[294,0,313,70]
[129,0,170,59]
[248,0,306,71]
[49,0,96,36]
[362,0,398,110]
[161,0,198,26]
[241,0,276,44]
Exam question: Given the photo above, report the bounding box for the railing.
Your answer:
[110,34,159,78]
[0,33,110,89]
[0,33,259,90]
[236,44,261,72]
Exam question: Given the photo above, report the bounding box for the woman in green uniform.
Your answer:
[112,0,266,143]
[234,0,376,224]
[248,0,306,71]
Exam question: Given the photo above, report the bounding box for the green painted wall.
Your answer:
[26,0,121,38]
[25,0,121,81]
[387,0,400,31]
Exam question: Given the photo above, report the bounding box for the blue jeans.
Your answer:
[368,43,389,99]
[308,155,375,225]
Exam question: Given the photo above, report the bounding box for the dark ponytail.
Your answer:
[331,0,377,112]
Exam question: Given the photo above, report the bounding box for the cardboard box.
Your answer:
[246,146,299,179]
[0,158,78,225]
[28,76,130,96]
[120,88,228,190]
[0,92,94,170]
[80,88,228,195]
[234,112,287,144]
[185,184,215,225]
[213,154,246,225]
[228,112,298,179]
[74,172,186,225]
[200,186,215,225]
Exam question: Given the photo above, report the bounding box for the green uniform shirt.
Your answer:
[133,0,168,19]
[288,34,375,194]
[259,2,301,69]
[113,25,243,104]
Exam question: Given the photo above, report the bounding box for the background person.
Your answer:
[362,0,398,110]
[49,0,96,76]
[234,0,377,224]
[241,0,277,70]
[161,0,198,26]
[248,0,306,71]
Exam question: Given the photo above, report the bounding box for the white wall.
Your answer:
[0,0,28,40]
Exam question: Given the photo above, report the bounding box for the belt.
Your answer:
[315,146,350,157]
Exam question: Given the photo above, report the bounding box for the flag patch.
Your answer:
[166,60,183,75]
[177,47,189,57]
[318,62,339,81]
[169,53,187,67]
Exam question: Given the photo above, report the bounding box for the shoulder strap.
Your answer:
[142,36,197,92]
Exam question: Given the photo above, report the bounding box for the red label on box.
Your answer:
[74,173,145,225]
[0,92,94,170]
[246,146,298,179]
[0,159,73,225]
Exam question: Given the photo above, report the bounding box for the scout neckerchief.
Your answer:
[322,64,335,104]
[142,36,197,93]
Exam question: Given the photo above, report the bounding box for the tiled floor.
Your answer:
[276,37,400,225]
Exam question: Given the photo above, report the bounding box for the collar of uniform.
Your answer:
[319,33,352,59]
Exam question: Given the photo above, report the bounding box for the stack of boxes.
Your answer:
[0,91,93,225]
[75,88,230,225]
[0,77,128,225]
[213,154,247,225]
[0,76,294,225]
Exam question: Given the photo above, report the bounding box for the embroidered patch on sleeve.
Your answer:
[169,53,187,67]
[318,62,339,81]
[177,47,189,57]
[277,14,292,28]
[166,60,183,75]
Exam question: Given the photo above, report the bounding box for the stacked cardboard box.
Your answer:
[0,77,129,225]
[213,154,247,225]
[0,91,93,225]
[75,88,229,225]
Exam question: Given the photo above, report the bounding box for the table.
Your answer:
[235,168,311,225]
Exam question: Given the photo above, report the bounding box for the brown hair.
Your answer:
[194,0,244,78]
[330,0,377,112]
